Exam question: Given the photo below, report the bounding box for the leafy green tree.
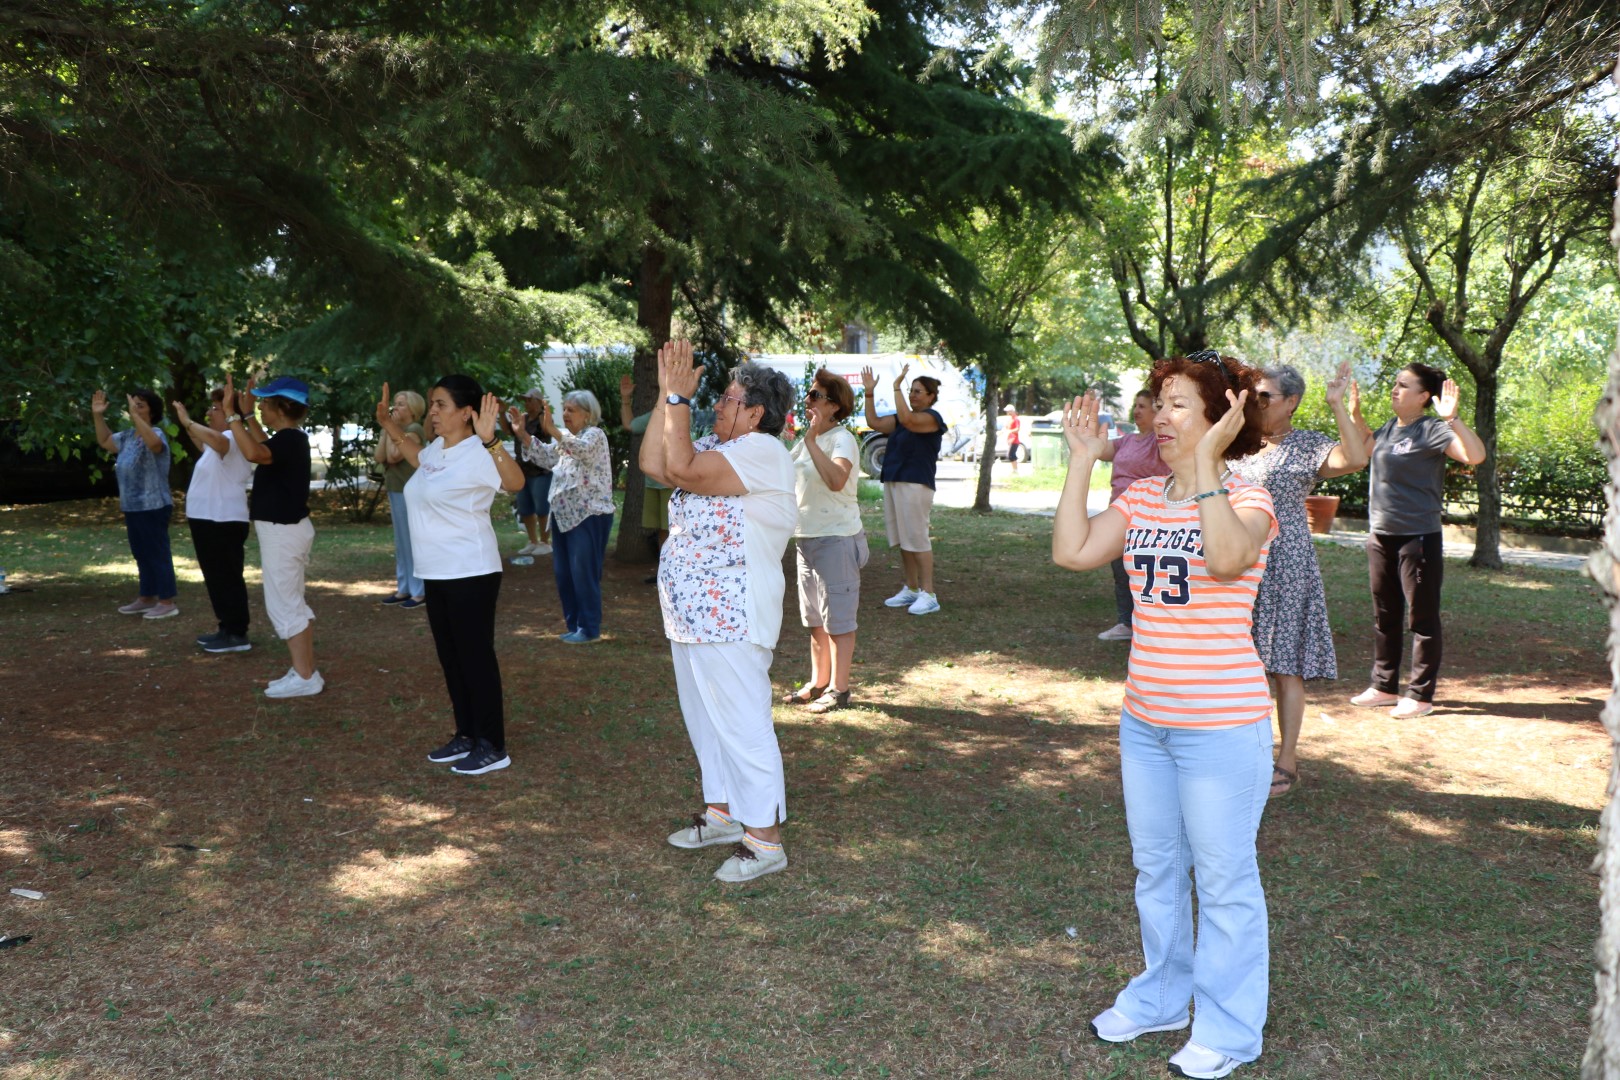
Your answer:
[1389,111,1613,566]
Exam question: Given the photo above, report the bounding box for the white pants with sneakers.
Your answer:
[671,641,785,829]
[254,518,315,640]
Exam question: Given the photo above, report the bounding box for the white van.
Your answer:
[530,346,984,478]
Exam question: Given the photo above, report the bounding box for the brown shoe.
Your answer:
[806,689,851,715]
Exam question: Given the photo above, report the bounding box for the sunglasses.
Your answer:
[806,389,826,403]
[1187,349,1237,387]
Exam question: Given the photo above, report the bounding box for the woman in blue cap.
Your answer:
[225,373,323,699]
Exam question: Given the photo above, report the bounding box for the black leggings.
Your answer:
[188,518,250,636]
[423,572,506,750]
[1367,531,1443,702]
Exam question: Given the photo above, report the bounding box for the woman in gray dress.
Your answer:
[1232,361,1367,797]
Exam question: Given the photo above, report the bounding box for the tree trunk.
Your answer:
[614,237,674,562]
[1581,51,1620,1078]
[1468,369,1503,569]
[973,370,999,513]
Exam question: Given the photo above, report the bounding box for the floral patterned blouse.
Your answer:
[658,432,797,649]
[519,424,615,533]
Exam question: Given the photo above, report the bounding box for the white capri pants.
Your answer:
[254,518,316,640]
[882,481,934,552]
[671,640,786,828]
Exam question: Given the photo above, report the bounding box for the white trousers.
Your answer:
[255,518,315,640]
[671,640,786,829]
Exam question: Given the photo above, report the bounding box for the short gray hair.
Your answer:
[562,389,602,427]
[732,362,794,436]
[1263,365,1306,401]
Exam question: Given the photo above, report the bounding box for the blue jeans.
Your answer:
[551,512,613,638]
[1114,710,1272,1062]
[388,492,424,597]
[124,506,177,600]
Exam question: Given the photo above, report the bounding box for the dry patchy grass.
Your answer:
[0,497,1607,1078]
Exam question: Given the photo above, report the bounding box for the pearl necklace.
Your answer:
[1163,469,1233,507]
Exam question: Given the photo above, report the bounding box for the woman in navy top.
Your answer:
[861,364,947,615]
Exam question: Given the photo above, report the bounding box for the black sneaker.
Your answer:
[202,633,252,654]
[450,739,510,775]
[195,630,224,648]
[426,735,474,764]
[381,594,409,605]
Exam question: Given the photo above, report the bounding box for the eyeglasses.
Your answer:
[806,389,826,403]
[1187,349,1237,387]
[719,392,751,409]
[1255,391,1274,403]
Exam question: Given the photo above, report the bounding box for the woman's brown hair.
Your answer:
[813,369,856,422]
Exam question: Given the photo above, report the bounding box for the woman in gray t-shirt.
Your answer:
[1347,363,1485,719]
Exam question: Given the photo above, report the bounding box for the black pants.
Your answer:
[188,518,250,636]
[1367,531,1443,702]
[423,572,505,751]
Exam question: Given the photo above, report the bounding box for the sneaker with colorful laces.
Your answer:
[667,810,744,850]
[713,838,787,883]
[907,591,940,616]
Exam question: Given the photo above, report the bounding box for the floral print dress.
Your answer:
[1232,428,1339,680]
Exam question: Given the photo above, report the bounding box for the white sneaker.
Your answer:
[1350,687,1400,708]
[907,591,940,616]
[667,811,745,850]
[713,840,787,883]
[265,670,324,699]
[530,542,552,556]
[1097,623,1133,641]
[1389,697,1434,719]
[265,667,300,692]
[1168,1040,1243,1079]
[1089,1007,1189,1043]
[884,586,920,608]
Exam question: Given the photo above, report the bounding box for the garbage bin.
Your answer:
[1028,429,1067,471]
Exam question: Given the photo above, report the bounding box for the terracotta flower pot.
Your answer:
[1304,494,1340,535]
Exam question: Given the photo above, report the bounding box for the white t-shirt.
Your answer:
[403,436,504,580]
[658,432,797,649]
[792,427,862,538]
[184,430,252,522]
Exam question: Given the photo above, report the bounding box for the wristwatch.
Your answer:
[666,394,692,407]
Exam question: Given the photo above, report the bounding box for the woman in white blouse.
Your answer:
[511,390,617,644]
[173,388,254,653]
[377,376,525,776]
[782,369,867,714]
[643,341,798,884]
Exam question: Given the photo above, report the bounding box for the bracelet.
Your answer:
[1192,488,1229,502]
[482,436,500,449]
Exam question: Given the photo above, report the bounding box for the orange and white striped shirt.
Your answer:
[1111,475,1279,729]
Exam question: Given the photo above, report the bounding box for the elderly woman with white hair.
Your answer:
[643,341,798,884]
[1231,361,1368,798]
[510,389,616,643]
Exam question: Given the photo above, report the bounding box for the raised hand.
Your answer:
[235,376,256,418]
[1060,391,1110,459]
[1325,360,1351,407]
[173,400,193,428]
[893,362,910,389]
[474,393,501,444]
[505,405,525,432]
[807,405,833,438]
[125,394,143,423]
[1347,378,1362,421]
[859,366,878,394]
[375,382,393,428]
[619,374,634,399]
[91,389,108,416]
[1196,388,1251,462]
[659,339,703,400]
[1435,378,1462,421]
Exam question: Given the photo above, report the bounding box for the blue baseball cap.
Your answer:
[250,376,311,405]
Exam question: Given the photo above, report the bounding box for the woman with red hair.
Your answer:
[1052,350,1278,1079]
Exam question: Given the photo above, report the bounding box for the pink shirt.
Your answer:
[1109,432,1171,501]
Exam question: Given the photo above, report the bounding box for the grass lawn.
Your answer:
[0,494,1607,1078]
